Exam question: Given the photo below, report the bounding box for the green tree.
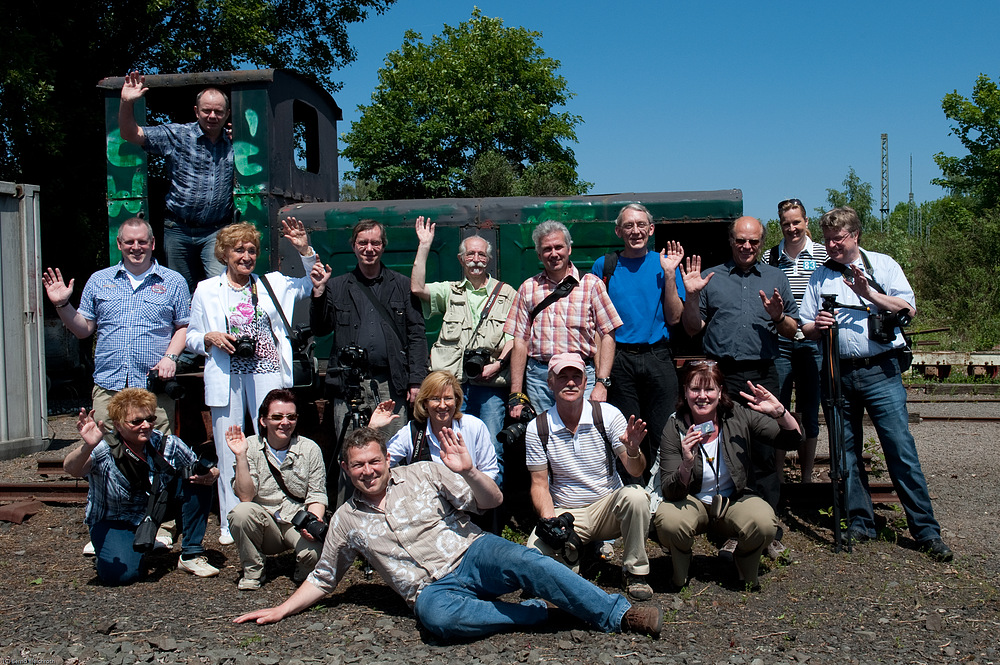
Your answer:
[816,167,878,231]
[341,8,587,200]
[932,73,1000,210]
[0,0,395,273]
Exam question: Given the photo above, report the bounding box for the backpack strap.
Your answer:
[767,243,781,267]
[601,251,620,286]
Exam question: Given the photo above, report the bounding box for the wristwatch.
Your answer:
[165,353,180,362]
[596,377,612,388]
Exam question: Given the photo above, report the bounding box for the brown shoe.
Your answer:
[620,605,663,637]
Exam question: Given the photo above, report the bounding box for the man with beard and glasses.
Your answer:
[410,217,516,486]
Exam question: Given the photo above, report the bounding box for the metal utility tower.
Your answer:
[907,154,916,235]
[880,133,889,231]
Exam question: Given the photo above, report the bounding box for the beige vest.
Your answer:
[429,279,516,386]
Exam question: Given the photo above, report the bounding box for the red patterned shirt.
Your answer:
[503,264,621,362]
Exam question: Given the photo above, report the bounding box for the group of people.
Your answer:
[46,77,952,641]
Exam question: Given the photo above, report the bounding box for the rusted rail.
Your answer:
[0,482,88,503]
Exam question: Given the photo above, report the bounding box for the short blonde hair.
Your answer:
[214,222,261,264]
[108,388,157,425]
[413,371,464,424]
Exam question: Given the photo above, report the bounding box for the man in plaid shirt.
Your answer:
[504,221,622,417]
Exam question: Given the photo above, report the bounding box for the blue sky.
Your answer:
[333,1,999,222]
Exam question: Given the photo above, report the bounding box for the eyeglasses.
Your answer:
[619,222,650,231]
[732,237,761,247]
[355,240,384,248]
[825,232,856,246]
[266,413,299,422]
[126,415,157,427]
[426,396,456,406]
[688,359,718,368]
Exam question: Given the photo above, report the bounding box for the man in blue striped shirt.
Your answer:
[43,217,190,434]
[118,71,234,292]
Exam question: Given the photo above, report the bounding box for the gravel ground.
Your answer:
[1,397,997,665]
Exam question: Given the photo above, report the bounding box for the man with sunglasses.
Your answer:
[681,216,798,558]
[224,389,328,589]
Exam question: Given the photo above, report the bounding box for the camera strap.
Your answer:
[527,276,579,328]
[262,441,306,504]
[466,280,506,348]
[259,275,295,342]
[823,251,889,301]
[400,421,433,466]
[355,279,405,345]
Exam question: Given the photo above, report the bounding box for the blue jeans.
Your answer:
[462,383,507,487]
[413,534,630,639]
[839,354,941,542]
[162,221,225,294]
[525,358,595,414]
[775,339,822,438]
[89,480,212,585]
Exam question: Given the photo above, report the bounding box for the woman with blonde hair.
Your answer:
[369,370,499,481]
[187,217,317,544]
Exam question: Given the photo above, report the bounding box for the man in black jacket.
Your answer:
[310,220,427,452]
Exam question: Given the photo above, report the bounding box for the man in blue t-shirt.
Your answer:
[591,204,685,479]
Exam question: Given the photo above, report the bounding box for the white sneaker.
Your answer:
[218,532,235,546]
[237,576,262,590]
[177,555,219,577]
[153,534,173,551]
[83,541,96,557]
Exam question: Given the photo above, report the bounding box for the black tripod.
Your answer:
[819,294,852,553]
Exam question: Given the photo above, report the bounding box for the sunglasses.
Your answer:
[126,415,157,427]
[266,413,299,422]
[778,198,804,212]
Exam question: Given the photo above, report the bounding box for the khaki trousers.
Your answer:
[228,502,322,582]
[527,485,650,575]
[653,494,777,586]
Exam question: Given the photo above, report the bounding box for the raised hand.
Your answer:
[76,408,106,447]
[310,261,332,296]
[42,267,74,307]
[739,381,784,417]
[681,255,713,294]
[620,414,648,450]
[759,288,785,321]
[367,400,399,429]
[660,240,685,274]
[280,217,311,255]
[415,216,435,247]
[121,71,148,104]
[438,427,473,474]
[225,424,248,456]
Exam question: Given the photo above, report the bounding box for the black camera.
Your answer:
[338,345,369,385]
[234,335,257,358]
[177,457,216,479]
[868,309,912,344]
[147,369,185,400]
[288,325,313,352]
[291,509,328,541]
[462,347,493,379]
[497,403,537,448]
